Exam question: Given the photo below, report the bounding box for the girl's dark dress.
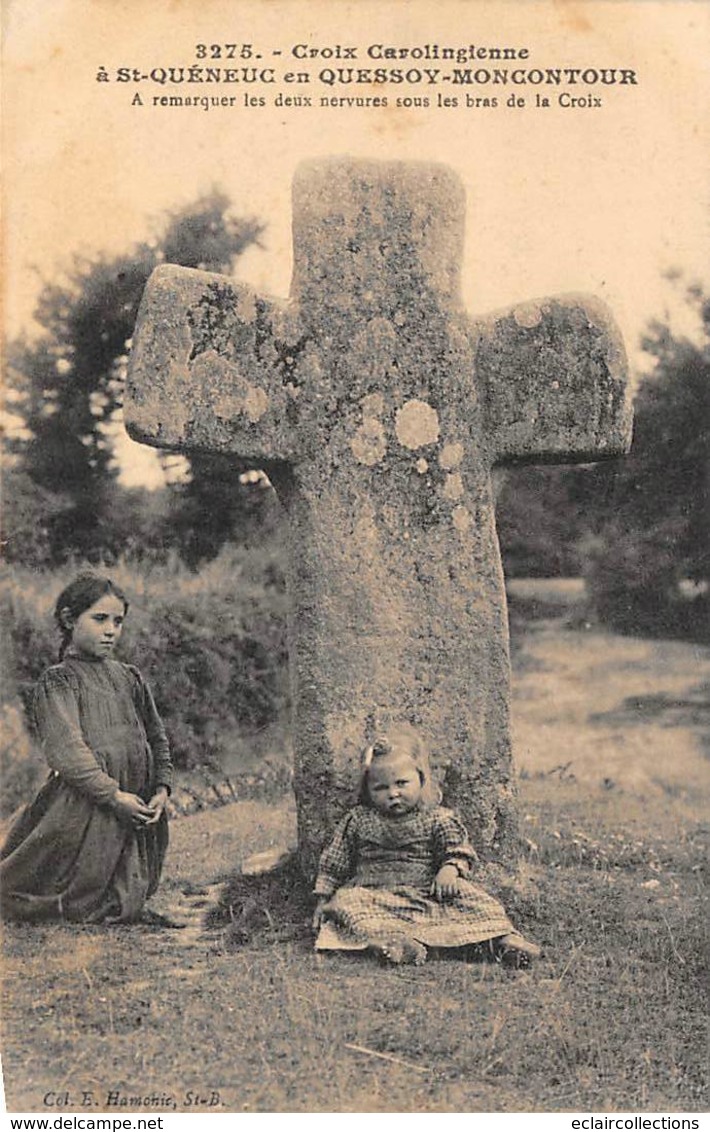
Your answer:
[0,655,172,923]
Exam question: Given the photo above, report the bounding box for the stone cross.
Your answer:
[125,159,632,874]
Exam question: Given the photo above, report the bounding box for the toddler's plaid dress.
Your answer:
[314,804,513,950]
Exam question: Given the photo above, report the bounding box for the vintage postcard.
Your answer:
[2,0,709,1118]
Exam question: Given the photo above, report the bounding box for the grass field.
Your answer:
[1,593,708,1113]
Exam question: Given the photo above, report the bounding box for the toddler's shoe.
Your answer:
[374,935,427,966]
[495,932,541,967]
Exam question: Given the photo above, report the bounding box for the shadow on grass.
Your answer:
[206,852,313,948]
[589,682,710,735]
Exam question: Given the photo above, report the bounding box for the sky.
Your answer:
[4,0,709,485]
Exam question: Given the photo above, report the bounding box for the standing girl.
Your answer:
[313,724,540,966]
[1,572,173,923]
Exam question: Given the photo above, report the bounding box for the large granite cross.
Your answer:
[125,159,632,873]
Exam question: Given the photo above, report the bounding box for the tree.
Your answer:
[6,191,265,564]
[495,466,590,578]
[582,284,710,637]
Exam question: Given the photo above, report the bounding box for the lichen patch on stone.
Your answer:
[191,349,235,387]
[395,399,440,450]
[452,505,472,532]
[361,392,385,418]
[189,350,270,426]
[235,289,257,325]
[439,442,464,470]
[351,417,387,466]
[442,473,464,501]
[513,302,543,329]
[416,458,428,474]
[244,385,270,423]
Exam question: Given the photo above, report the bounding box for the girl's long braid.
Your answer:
[57,626,73,662]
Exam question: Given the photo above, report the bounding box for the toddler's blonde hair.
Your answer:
[358,722,440,808]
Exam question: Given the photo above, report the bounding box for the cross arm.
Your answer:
[473,295,632,465]
[125,264,303,463]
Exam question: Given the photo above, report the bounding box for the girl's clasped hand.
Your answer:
[113,786,168,827]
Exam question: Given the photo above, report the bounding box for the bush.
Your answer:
[496,467,587,578]
[0,702,47,818]
[581,529,710,640]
